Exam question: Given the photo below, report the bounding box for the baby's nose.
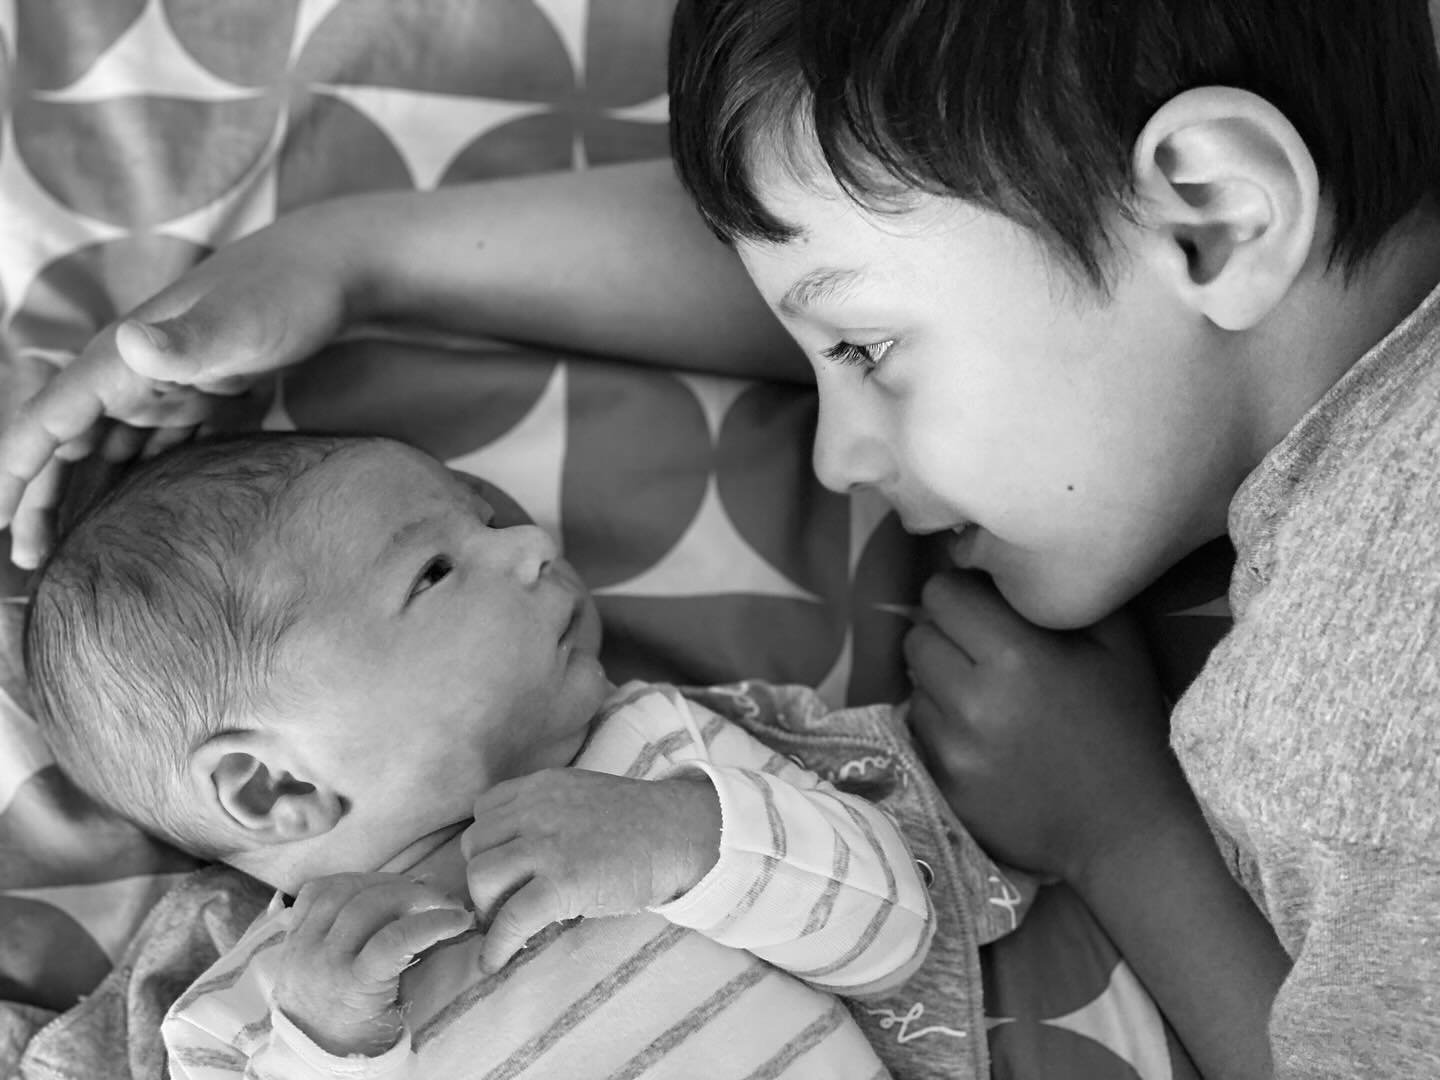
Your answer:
[500,523,559,582]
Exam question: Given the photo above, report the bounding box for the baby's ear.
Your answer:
[1130,86,1320,330]
[191,731,344,843]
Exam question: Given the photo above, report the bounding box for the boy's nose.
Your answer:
[811,384,891,494]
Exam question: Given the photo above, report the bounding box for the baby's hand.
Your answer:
[462,769,721,972]
[272,873,473,1058]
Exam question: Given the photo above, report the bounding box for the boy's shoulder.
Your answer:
[1182,284,1440,846]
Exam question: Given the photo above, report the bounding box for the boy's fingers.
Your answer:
[141,423,199,459]
[7,458,68,570]
[0,378,104,530]
[907,688,983,786]
[53,428,102,463]
[904,615,973,668]
[479,879,558,974]
[353,907,475,986]
[921,570,1064,665]
[118,263,333,385]
[100,422,150,464]
[903,622,977,705]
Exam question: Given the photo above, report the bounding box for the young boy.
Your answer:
[24,431,1026,1080]
[2,1,1437,1076]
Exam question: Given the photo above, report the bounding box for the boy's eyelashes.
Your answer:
[822,338,894,372]
[409,555,455,601]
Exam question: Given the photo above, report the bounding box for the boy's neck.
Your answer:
[1240,205,1440,471]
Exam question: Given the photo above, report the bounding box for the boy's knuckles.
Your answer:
[919,573,956,613]
[988,641,1037,678]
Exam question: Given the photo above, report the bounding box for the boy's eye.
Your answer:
[410,555,454,598]
[822,339,893,373]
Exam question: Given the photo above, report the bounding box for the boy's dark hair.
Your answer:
[669,0,1440,287]
[23,431,358,855]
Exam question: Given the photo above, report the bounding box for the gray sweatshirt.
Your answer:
[1173,281,1440,1076]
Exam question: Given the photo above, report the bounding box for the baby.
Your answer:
[25,432,1024,1080]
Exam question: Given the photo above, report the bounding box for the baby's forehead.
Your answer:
[274,439,448,546]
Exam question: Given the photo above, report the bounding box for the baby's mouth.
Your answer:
[558,599,580,646]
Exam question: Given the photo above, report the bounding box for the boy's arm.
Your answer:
[905,572,1289,1080]
[0,159,809,566]
[642,690,936,996]
[339,159,807,378]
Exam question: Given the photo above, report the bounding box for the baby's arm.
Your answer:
[644,694,935,997]
[460,692,932,995]
[165,874,471,1079]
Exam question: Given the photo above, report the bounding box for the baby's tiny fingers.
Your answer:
[460,812,520,862]
[317,878,468,965]
[465,840,531,925]
[354,907,475,985]
[479,879,560,974]
[287,872,399,944]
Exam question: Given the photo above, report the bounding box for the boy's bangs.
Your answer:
[670,9,926,248]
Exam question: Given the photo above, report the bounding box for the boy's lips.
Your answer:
[903,518,983,564]
[948,523,981,567]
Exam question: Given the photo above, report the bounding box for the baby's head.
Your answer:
[25,433,607,889]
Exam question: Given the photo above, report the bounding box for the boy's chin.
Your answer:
[994,570,1131,631]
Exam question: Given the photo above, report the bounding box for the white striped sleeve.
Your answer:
[648,698,935,996]
[163,902,416,1080]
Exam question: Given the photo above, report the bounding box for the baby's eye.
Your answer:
[410,555,454,598]
[822,339,894,373]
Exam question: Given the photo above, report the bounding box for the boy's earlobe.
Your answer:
[1131,87,1320,330]
[193,732,344,843]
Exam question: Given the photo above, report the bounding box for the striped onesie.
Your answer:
[163,682,936,1079]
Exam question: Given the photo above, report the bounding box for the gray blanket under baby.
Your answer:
[3,867,268,1080]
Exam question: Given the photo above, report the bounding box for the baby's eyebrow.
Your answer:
[777,267,863,317]
[377,516,436,570]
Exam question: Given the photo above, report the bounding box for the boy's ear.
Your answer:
[1131,86,1320,330]
[190,731,344,844]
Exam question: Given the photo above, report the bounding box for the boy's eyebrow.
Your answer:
[777,267,863,317]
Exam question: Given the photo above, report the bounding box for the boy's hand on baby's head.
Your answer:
[462,768,722,973]
[273,873,473,1059]
[0,214,348,568]
[904,571,1193,885]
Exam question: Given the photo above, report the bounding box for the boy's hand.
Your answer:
[904,571,1193,884]
[462,768,722,972]
[272,873,474,1059]
[0,215,348,568]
